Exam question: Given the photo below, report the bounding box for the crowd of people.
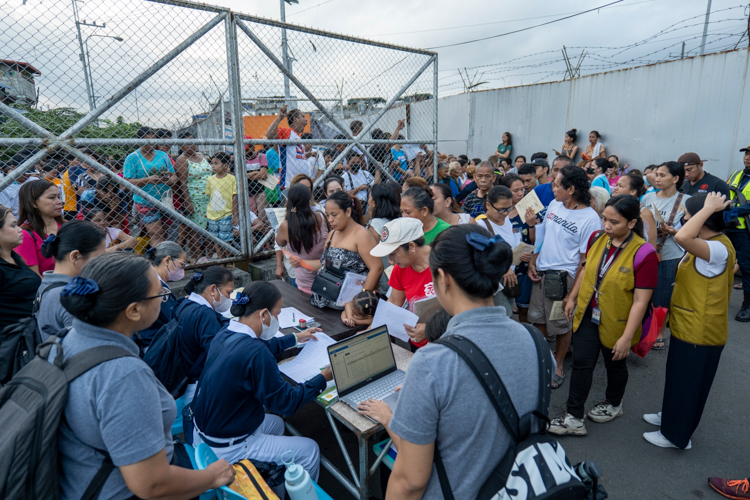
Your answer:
[2,113,750,500]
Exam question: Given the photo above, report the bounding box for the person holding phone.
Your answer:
[123,126,177,247]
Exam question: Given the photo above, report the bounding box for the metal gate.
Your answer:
[0,0,437,265]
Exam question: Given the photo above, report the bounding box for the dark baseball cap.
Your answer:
[531,157,549,169]
[677,152,704,165]
[740,145,750,152]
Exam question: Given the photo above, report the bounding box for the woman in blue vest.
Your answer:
[192,281,332,484]
[175,266,233,402]
[133,241,187,350]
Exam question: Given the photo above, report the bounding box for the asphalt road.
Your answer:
[287,282,749,500]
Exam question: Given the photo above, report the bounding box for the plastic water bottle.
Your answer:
[283,451,319,500]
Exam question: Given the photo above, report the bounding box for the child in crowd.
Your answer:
[87,208,137,252]
[205,152,238,258]
[341,290,378,327]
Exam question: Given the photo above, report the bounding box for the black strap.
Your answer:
[238,461,269,500]
[32,281,67,315]
[63,345,135,500]
[63,345,135,381]
[656,193,684,252]
[80,452,115,500]
[433,323,552,498]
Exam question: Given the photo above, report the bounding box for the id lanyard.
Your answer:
[591,232,634,324]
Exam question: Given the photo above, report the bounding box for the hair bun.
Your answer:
[572,128,577,133]
[40,233,60,258]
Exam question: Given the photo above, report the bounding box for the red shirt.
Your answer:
[389,264,435,348]
[17,223,62,274]
[586,232,658,308]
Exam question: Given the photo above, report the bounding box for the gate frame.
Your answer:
[0,0,438,264]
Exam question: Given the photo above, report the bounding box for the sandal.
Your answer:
[551,373,566,389]
[652,339,666,350]
[734,283,743,290]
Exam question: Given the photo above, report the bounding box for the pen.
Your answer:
[320,364,330,371]
[293,313,295,322]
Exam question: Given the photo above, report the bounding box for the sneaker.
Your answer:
[708,477,750,499]
[548,414,587,436]
[643,430,691,449]
[587,401,623,423]
[643,412,662,426]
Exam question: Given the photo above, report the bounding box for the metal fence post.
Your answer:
[225,11,251,258]
[433,57,439,183]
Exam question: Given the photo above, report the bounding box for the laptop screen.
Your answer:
[328,326,396,394]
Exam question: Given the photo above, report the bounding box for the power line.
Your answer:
[366,0,654,38]
[285,0,335,19]
[426,0,625,49]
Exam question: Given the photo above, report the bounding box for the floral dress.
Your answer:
[187,156,212,228]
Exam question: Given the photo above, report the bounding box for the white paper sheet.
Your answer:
[335,272,368,307]
[549,301,567,321]
[370,299,419,343]
[514,190,545,219]
[279,332,337,384]
[278,307,315,329]
[512,242,536,267]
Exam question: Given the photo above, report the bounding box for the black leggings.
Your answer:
[661,336,724,449]
[566,309,629,419]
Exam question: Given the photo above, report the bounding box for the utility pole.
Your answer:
[280,0,298,106]
[71,0,105,111]
[700,0,713,55]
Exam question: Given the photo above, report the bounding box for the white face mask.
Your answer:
[260,310,279,340]
[212,288,232,313]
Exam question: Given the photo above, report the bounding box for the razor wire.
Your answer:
[0,0,437,265]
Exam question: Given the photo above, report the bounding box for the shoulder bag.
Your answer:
[311,231,347,303]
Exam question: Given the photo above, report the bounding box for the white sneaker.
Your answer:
[587,401,624,423]
[643,412,662,426]
[549,413,587,436]
[643,430,691,449]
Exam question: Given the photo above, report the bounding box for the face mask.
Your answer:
[260,310,279,340]
[166,260,185,282]
[212,288,232,313]
[351,164,361,172]
[643,175,651,187]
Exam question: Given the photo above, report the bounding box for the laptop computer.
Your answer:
[327,325,404,412]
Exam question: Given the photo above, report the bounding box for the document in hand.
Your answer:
[512,242,536,266]
[335,272,368,307]
[258,174,279,190]
[279,332,336,383]
[265,207,287,233]
[515,190,545,218]
[411,295,441,323]
[371,299,419,343]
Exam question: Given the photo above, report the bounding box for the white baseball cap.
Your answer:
[370,217,425,257]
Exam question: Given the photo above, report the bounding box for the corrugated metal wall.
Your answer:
[438,48,750,180]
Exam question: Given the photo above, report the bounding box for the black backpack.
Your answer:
[0,334,134,500]
[0,281,67,384]
[142,301,206,398]
[433,324,605,500]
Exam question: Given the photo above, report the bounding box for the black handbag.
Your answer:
[480,219,522,299]
[311,232,346,303]
[543,270,569,300]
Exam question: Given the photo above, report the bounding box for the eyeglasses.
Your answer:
[144,289,172,303]
[173,259,187,269]
[489,203,513,214]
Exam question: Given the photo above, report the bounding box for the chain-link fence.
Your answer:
[0,0,437,265]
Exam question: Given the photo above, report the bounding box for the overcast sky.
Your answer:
[2,0,748,128]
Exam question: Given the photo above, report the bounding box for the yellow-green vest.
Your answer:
[573,232,646,349]
[670,233,736,346]
[727,170,750,229]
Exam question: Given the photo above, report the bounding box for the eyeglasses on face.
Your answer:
[144,289,172,303]
[489,203,513,214]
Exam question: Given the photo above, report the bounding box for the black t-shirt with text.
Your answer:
[681,172,730,197]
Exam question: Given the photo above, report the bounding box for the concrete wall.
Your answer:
[438,48,750,181]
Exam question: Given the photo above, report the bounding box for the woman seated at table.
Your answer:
[400,186,451,244]
[133,241,187,350]
[276,184,328,295]
[380,225,552,499]
[192,281,332,484]
[174,266,233,401]
[307,191,384,309]
[370,217,434,351]
[429,183,476,226]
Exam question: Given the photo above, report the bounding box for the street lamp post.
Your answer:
[280,0,298,106]
[84,34,124,108]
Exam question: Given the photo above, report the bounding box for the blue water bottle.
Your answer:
[283,451,318,500]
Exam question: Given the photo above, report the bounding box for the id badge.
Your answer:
[591,307,602,325]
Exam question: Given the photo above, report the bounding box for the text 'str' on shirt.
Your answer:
[536,200,602,278]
